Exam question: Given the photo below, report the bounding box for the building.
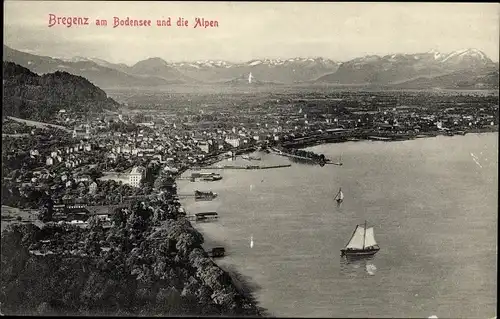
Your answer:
[128,166,145,188]
[89,182,98,194]
[225,137,240,148]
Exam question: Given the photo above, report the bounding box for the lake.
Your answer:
[178,133,498,318]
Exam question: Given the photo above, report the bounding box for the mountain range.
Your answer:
[3,45,499,89]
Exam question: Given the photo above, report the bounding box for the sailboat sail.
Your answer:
[334,189,344,201]
[344,226,378,250]
[345,226,365,249]
[363,227,377,248]
[248,73,253,84]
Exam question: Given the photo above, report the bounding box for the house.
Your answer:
[128,166,145,188]
[46,157,54,166]
[89,181,98,195]
[225,137,240,148]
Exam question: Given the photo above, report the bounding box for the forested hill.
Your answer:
[3,62,119,121]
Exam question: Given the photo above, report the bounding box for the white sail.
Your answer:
[345,226,378,250]
[364,227,378,248]
[345,226,366,249]
[248,72,253,84]
[335,189,344,201]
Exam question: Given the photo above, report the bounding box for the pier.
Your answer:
[199,164,291,170]
[269,148,329,165]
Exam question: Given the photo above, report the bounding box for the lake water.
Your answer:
[178,133,498,318]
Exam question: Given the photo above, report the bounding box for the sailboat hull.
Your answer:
[341,247,380,257]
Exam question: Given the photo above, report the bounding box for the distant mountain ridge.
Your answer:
[3,45,175,88]
[3,61,120,122]
[4,45,498,89]
[316,49,497,85]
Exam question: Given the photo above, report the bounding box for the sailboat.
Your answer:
[250,235,254,248]
[248,72,253,84]
[341,221,380,257]
[334,188,344,205]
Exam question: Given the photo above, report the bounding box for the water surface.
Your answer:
[178,133,498,318]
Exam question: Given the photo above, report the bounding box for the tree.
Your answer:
[38,198,54,222]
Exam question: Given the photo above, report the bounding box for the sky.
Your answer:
[3,1,499,65]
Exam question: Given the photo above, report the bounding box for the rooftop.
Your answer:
[130,166,146,175]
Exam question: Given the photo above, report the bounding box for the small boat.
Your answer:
[341,221,380,257]
[195,212,218,222]
[210,247,225,258]
[192,172,223,181]
[334,188,344,205]
[194,190,218,201]
[250,235,254,248]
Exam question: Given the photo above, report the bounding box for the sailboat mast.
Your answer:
[363,220,367,249]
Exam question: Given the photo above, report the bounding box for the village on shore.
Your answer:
[2,90,498,229]
[1,89,498,316]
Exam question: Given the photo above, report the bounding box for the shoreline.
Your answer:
[280,127,498,149]
[171,130,497,317]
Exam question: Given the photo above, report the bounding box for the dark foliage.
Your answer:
[1,199,263,317]
[3,62,119,121]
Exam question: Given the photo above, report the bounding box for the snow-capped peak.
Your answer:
[249,60,262,66]
[426,49,443,60]
[441,48,489,63]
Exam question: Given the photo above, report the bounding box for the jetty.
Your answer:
[269,147,329,165]
[197,164,291,170]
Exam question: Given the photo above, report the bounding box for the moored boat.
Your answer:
[194,190,218,201]
[191,172,223,181]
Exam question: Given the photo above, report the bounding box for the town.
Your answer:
[2,89,498,230]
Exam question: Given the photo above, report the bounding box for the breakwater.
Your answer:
[200,164,291,170]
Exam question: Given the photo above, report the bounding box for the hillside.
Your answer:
[3,45,170,88]
[3,62,120,121]
[394,67,500,90]
[0,201,264,316]
[128,58,197,83]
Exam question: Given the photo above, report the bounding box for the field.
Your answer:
[1,205,43,233]
[6,116,71,132]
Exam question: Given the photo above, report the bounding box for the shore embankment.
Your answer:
[173,156,266,316]
[280,127,498,149]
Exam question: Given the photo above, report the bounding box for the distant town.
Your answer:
[2,90,498,229]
